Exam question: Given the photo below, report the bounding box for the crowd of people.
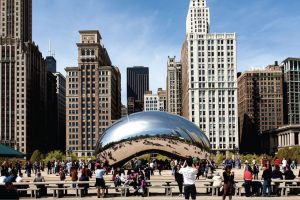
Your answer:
[0,156,299,199]
[241,157,299,197]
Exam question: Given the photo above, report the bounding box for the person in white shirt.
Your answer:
[0,170,7,183]
[282,158,287,168]
[179,157,198,200]
[212,172,222,187]
[16,173,23,183]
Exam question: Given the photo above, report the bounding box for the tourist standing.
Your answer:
[70,166,78,188]
[252,163,259,180]
[222,166,234,200]
[179,157,197,200]
[282,158,287,169]
[243,165,253,197]
[25,161,32,177]
[95,165,106,198]
[261,166,272,196]
[175,164,184,197]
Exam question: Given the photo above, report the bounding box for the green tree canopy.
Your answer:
[44,150,66,163]
[30,150,43,163]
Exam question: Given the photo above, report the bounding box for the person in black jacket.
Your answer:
[223,165,234,200]
[271,165,283,196]
[262,166,272,196]
[174,164,184,197]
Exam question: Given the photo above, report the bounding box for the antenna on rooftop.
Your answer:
[48,40,52,56]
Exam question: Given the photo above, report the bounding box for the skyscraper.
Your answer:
[53,72,66,151]
[0,0,32,42]
[65,30,121,157]
[127,66,149,114]
[0,0,48,154]
[181,0,238,152]
[46,56,57,73]
[238,64,284,153]
[280,58,300,125]
[167,56,182,115]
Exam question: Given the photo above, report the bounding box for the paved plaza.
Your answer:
[18,167,300,200]
[24,196,300,200]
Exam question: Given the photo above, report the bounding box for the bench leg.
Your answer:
[147,188,150,197]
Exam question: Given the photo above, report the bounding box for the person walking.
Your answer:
[179,157,197,200]
[222,166,234,200]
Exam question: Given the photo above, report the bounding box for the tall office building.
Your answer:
[46,56,57,73]
[0,0,49,155]
[0,0,32,42]
[53,72,66,151]
[144,88,167,112]
[45,54,66,152]
[280,58,300,125]
[46,71,58,150]
[167,56,182,115]
[181,0,238,152]
[127,66,149,114]
[65,30,121,157]
[238,65,284,153]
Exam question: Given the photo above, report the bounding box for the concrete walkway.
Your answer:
[27,196,300,200]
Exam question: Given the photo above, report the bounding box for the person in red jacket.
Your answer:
[274,157,281,166]
[243,165,253,197]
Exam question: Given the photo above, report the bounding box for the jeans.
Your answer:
[262,180,271,196]
[184,184,196,200]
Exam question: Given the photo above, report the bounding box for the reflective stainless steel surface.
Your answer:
[95,111,210,166]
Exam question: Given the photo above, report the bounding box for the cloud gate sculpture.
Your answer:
[95,111,210,166]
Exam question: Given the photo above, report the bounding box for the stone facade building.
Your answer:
[167,56,182,115]
[238,65,284,153]
[65,30,121,157]
[181,0,238,152]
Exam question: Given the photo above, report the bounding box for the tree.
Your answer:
[30,150,42,163]
[44,150,65,163]
[277,147,300,163]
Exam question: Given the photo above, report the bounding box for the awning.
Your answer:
[0,144,25,158]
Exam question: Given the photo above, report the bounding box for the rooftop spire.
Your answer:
[186,0,210,34]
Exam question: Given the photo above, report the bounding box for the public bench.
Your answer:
[280,185,300,196]
[16,187,40,198]
[146,185,175,196]
[49,187,84,198]
[195,185,221,196]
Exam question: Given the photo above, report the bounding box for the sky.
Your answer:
[32,0,300,104]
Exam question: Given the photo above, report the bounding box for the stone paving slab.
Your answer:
[25,196,300,200]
